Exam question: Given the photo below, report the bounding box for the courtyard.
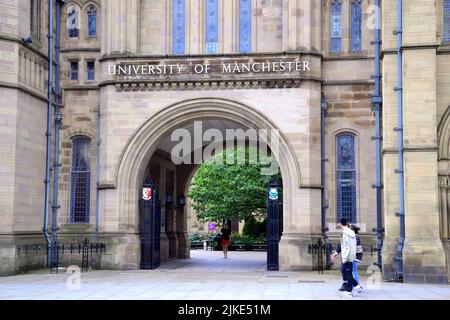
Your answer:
[0,250,449,300]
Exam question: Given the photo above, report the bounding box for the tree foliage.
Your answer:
[188,147,280,223]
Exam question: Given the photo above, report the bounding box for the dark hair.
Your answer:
[339,218,348,226]
[351,225,360,234]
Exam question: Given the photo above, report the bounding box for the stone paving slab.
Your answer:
[0,250,449,300]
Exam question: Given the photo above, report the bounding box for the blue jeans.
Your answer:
[342,262,357,292]
[352,261,360,286]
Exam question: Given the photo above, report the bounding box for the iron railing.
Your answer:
[16,238,106,273]
[307,239,379,273]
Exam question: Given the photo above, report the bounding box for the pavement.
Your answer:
[0,250,449,300]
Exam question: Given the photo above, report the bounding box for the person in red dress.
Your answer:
[220,224,231,259]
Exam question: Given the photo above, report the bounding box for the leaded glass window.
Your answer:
[70,61,78,81]
[70,137,91,223]
[67,5,80,38]
[351,0,362,51]
[206,0,219,54]
[445,0,450,43]
[336,134,357,223]
[239,0,252,53]
[331,0,342,53]
[86,61,95,81]
[173,0,186,54]
[87,6,97,37]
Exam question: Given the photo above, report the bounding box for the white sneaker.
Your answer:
[352,285,362,295]
[341,291,353,298]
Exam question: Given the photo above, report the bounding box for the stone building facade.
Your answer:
[0,0,449,284]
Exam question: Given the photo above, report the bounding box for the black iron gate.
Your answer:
[267,176,281,271]
[139,177,161,269]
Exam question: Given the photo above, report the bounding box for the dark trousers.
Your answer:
[342,262,358,292]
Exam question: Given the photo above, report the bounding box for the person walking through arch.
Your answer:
[220,223,231,259]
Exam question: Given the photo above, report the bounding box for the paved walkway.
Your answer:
[0,250,449,300]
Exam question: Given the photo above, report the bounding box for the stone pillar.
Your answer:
[382,0,448,283]
[341,0,350,53]
[103,0,140,55]
[165,168,178,259]
[282,0,321,51]
[126,0,140,54]
[188,0,202,54]
[221,0,235,53]
[176,204,190,259]
[402,46,447,283]
[381,0,402,280]
[159,161,169,262]
[279,81,322,271]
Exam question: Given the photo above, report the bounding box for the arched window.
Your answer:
[67,4,80,38]
[330,0,342,53]
[205,0,219,54]
[70,137,91,223]
[351,0,362,51]
[87,5,97,37]
[172,0,186,55]
[239,0,252,53]
[336,134,357,223]
[444,0,450,43]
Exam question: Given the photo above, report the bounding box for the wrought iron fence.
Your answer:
[16,238,106,273]
[307,238,379,273]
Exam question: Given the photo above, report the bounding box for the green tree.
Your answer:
[188,147,280,223]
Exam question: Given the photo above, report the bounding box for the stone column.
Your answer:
[402,46,447,283]
[221,0,235,53]
[159,161,169,262]
[188,0,202,54]
[165,168,178,259]
[341,0,350,53]
[282,0,298,51]
[176,165,190,259]
[381,0,402,280]
[279,81,322,271]
[126,0,140,54]
[382,0,448,284]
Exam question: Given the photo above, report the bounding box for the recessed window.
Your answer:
[70,137,91,224]
[70,61,78,81]
[330,0,342,53]
[67,4,80,38]
[239,0,252,53]
[30,0,41,40]
[336,134,357,223]
[87,6,97,38]
[86,61,95,81]
[205,0,219,54]
[172,0,186,55]
[351,0,362,52]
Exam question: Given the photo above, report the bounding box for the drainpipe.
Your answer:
[94,108,101,240]
[371,0,383,270]
[43,0,54,268]
[50,0,63,270]
[394,0,405,279]
[321,94,331,269]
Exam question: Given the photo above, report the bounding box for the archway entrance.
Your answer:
[115,98,303,271]
[138,118,283,270]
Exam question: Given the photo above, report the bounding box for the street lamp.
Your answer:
[178,195,186,207]
[165,193,173,209]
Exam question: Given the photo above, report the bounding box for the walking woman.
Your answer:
[220,224,231,259]
[351,225,363,294]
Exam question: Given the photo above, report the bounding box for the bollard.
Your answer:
[203,240,207,251]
